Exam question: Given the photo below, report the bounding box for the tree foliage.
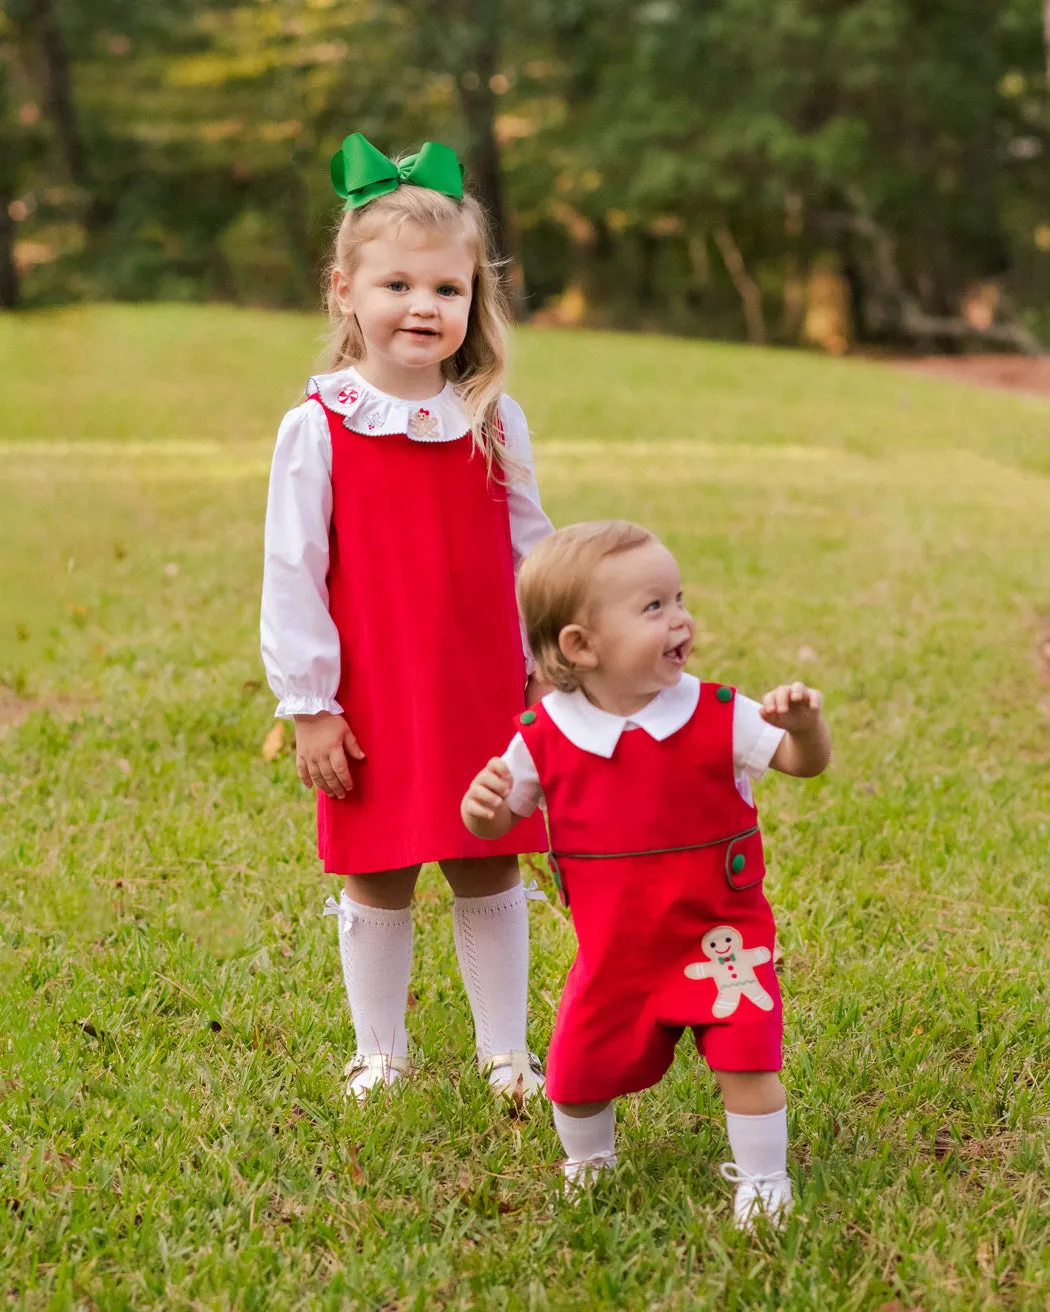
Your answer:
[4,0,1049,345]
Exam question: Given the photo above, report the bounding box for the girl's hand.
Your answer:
[462,758,513,822]
[760,682,823,733]
[293,712,364,799]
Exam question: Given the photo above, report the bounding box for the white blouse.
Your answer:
[260,368,553,719]
[502,674,785,816]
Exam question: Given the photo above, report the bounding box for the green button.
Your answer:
[731,854,746,874]
[716,686,733,703]
[521,710,537,725]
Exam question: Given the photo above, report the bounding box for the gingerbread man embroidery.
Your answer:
[409,407,439,440]
[683,925,773,1018]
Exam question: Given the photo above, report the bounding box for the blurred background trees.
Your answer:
[2,0,1049,348]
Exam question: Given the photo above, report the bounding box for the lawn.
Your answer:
[1,304,1049,1311]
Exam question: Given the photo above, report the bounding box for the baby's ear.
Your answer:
[558,623,597,671]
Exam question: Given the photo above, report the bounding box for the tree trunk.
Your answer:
[713,225,767,345]
[446,0,519,307]
[26,0,107,230]
[1045,0,1050,83]
[0,200,19,308]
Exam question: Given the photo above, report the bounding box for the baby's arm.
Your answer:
[461,758,521,840]
[461,730,543,839]
[762,683,831,778]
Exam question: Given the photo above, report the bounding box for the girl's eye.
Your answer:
[387,280,408,292]
[437,285,461,297]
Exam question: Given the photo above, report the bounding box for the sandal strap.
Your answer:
[481,1048,545,1095]
[343,1052,411,1082]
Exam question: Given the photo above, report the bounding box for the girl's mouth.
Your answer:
[663,641,688,666]
[403,327,439,337]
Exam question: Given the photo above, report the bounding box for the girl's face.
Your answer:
[560,542,697,712]
[331,221,475,397]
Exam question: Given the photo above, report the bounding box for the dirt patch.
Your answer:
[894,354,1050,399]
[0,687,84,730]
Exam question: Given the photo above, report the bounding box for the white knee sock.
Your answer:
[452,884,529,1062]
[553,1104,617,1166]
[724,1106,788,1177]
[334,891,412,1059]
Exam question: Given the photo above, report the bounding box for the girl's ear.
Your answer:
[331,267,354,318]
[558,624,598,672]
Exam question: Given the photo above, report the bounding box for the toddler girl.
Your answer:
[262,133,552,1103]
[462,521,831,1225]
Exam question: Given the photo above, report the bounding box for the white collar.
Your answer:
[307,367,470,443]
[543,673,701,759]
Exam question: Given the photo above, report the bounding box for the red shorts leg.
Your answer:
[693,1010,783,1071]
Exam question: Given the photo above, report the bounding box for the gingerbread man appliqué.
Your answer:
[683,925,774,1018]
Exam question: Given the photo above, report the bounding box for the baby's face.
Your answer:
[581,541,696,700]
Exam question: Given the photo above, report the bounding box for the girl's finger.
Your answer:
[296,756,313,788]
[487,757,512,781]
[330,749,354,793]
[464,797,495,820]
[808,688,823,711]
[318,760,346,799]
[344,729,366,761]
[307,760,331,796]
[790,681,807,701]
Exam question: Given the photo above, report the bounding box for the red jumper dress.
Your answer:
[311,393,548,875]
[518,682,782,1104]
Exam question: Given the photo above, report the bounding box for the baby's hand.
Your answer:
[462,758,513,822]
[293,712,365,799]
[760,682,824,733]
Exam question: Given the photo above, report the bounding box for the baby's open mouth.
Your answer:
[663,641,688,666]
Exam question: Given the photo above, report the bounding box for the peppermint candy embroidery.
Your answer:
[409,407,439,440]
[337,386,360,405]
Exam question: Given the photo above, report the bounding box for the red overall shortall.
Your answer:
[519,683,782,1104]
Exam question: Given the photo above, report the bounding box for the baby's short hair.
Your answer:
[518,520,658,692]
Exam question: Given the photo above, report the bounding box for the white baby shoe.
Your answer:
[343,1052,411,1103]
[720,1163,793,1230]
[562,1152,617,1197]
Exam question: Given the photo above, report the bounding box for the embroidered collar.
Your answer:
[543,673,701,759]
[307,367,470,443]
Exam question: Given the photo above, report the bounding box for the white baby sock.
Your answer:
[452,883,530,1071]
[553,1104,617,1184]
[724,1106,789,1177]
[335,891,413,1061]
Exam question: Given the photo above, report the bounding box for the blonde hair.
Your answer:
[518,521,658,692]
[323,183,515,476]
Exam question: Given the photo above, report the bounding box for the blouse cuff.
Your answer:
[274,694,344,721]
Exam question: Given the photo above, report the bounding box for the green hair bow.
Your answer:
[330,132,464,210]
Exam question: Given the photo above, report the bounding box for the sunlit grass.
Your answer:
[1,305,1049,1309]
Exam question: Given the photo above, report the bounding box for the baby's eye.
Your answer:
[387,280,408,292]
[644,599,661,613]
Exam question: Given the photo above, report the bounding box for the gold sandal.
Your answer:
[343,1052,411,1102]
[480,1049,546,1108]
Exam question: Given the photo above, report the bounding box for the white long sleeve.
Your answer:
[500,396,553,675]
[260,399,343,719]
[500,395,554,570]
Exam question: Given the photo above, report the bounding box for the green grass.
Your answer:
[2,304,1050,1310]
